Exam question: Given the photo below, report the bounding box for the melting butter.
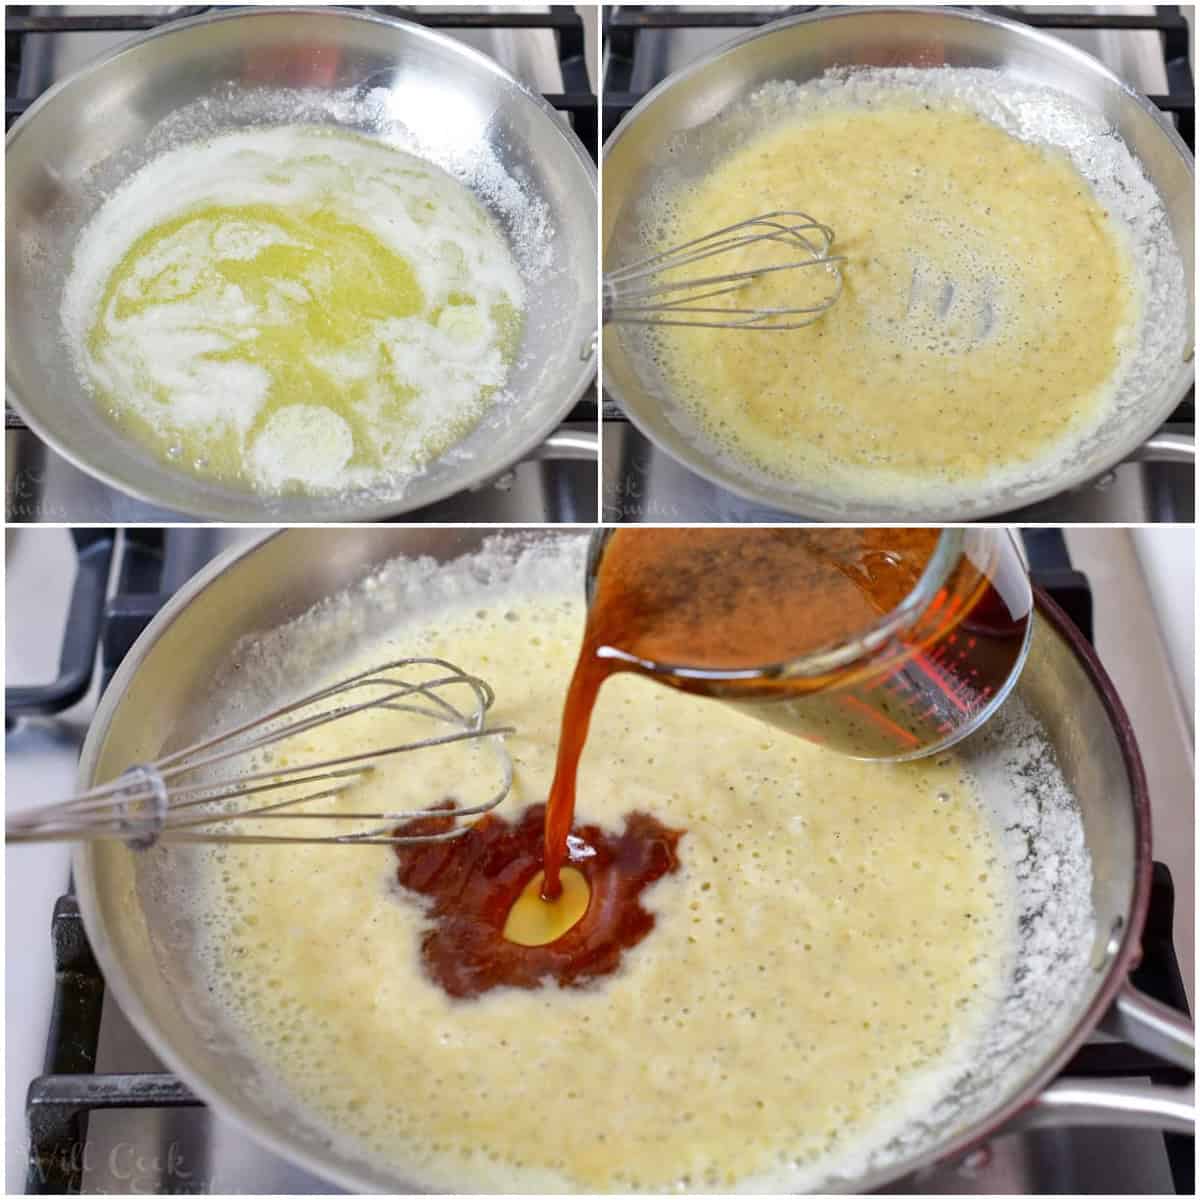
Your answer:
[67,127,525,495]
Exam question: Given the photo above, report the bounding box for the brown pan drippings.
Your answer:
[393,804,681,999]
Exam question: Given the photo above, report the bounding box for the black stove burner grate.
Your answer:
[10,528,1193,1194]
[6,4,598,144]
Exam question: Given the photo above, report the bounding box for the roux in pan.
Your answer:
[200,564,1010,1191]
[649,94,1137,502]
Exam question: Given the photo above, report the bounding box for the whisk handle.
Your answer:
[6,765,168,849]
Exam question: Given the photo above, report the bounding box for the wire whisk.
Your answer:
[6,658,513,848]
[603,210,845,330]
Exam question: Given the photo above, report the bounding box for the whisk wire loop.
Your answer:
[604,211,846,330]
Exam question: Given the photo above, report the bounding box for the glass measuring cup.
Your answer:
[584,528,1033,762]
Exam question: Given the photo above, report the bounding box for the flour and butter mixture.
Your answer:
[62,127,524,495]
[642,72,1149,506]
[192,564,1014,1191]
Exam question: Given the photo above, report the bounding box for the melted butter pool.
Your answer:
[66,127,525,495]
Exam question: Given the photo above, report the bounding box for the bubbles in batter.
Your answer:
[62,126,525,495]
[192,579,1014,1192]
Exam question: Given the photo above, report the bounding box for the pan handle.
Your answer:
[1012,984,1194,1135]
[467,428,597,494]
[1120,432,1195,465]
[522,429,598,462]
[1017,1078,1193,1134]
[1101,982,1194,1071]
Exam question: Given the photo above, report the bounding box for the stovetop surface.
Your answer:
[5,526,1193,1194]
[600,4,1195,525]
[4,4,599,524]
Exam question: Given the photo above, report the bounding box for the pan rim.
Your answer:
[6,6,598,523]
[71,532,1153,1194]
[847,585,1154,1192]
[600,3,1194,522]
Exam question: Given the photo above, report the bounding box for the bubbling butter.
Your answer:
[642,78,1143,506]
[62,126,525,495]
[192,589,1013,1192]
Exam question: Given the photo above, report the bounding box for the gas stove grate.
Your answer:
[4,4,598,433]
[12,528,1193,1194]
[6,4,598,141]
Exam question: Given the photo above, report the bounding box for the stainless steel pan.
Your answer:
[603,6,1194,521]
[6,7,597,521]
[71,528,1192,1192]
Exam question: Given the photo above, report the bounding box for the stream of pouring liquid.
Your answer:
[536,527,986,901]
[538,532,895,900]
[541,646,612,900]
[539,528,933,898]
